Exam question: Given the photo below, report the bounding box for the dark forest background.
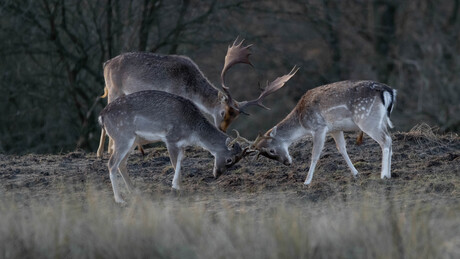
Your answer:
[1,0,459,154]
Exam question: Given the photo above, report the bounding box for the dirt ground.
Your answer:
[0,129,459,209]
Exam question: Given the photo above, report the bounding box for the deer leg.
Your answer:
[138,145,145,156]
[388,140,393,178]
[108,138,114,155]
[304,129,327,185]
[108,137,135,203]
[97,128,106,158]
[356,131,364,145]
[118,148,136,193]
[106,93,115,156]
[367,131,392,179]
[381,133,392,179]
[359,122,392,179]
[331,131,359,177]
[166,143,184,190]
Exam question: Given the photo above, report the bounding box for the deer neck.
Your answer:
[193,121,228,156]
[274,111,306,146]
[190,93,219,115]
[189,78,222,115]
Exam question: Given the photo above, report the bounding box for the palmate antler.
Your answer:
[237,66,299,113]
[221,37,253,108]
[220,37,298,115]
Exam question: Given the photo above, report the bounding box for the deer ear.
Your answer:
[218,91,227,102]
[270,126,277,137]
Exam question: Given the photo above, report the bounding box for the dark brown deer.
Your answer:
[97,38,298,158]
[253,81,397,184]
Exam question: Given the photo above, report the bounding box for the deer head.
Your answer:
[217,38,299,132]
[213,139,243,178]
[214,129,260,178]
[253,126,292,166]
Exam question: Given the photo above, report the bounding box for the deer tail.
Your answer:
[101,86,108,98]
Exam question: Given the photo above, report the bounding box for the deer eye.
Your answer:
[226,158,233,165]
[220,111,225,117]
[269,149,276,155]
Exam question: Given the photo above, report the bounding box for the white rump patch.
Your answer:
[390,90,397,113]
[366,97,376,117]
[386,117,394,128]
[383,91,393,110]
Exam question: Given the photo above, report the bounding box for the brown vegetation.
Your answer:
[0,130,458,257]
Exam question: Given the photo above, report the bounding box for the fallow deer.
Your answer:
[97,38,297,158]
[254,80,397,184]
[98,67,295,203]
[99,90,248,203]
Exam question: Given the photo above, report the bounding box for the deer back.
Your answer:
[104,53,221,110]
[99,90,225,147]
[295,80,395,132]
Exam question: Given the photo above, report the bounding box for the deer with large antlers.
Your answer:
[253,81,397,184]
[97,38,297,158]
[98,90,254,203]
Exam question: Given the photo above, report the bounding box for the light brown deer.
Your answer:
[254,81,397,184]
[97,38,297,158]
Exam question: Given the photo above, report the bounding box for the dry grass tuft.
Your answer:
[405,123,458,145]
[0,188,458,259]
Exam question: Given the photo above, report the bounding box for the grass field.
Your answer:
[0,127,459,258]
[0,190,458,258]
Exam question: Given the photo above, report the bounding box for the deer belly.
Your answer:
[133,116,169,143]
[135,131,166,143]
[323,106,358,131]
[327,118,359,131]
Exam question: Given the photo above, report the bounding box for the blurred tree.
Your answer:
[0,0,223,153]
[0,0,459,154]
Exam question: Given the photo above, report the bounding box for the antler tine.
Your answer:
[238,66,299,112]
[239,132,275,159]
[251,132,274,149]
[220,37,253,106]
[228,129,253,147]
[227,129,275,160]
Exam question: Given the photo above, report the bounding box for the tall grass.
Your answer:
[0,189,458,259]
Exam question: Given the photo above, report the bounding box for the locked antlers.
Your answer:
[220,37,298,114]
[228,129,273,159]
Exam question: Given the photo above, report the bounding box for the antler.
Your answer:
[252,133,269,147]
[220,37,253,107]
[238,66,299,113]
[227,129,274,160]
[225,129,255,160]
[227,129,253,147]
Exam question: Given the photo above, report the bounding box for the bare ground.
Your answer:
[0,129,459,210]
